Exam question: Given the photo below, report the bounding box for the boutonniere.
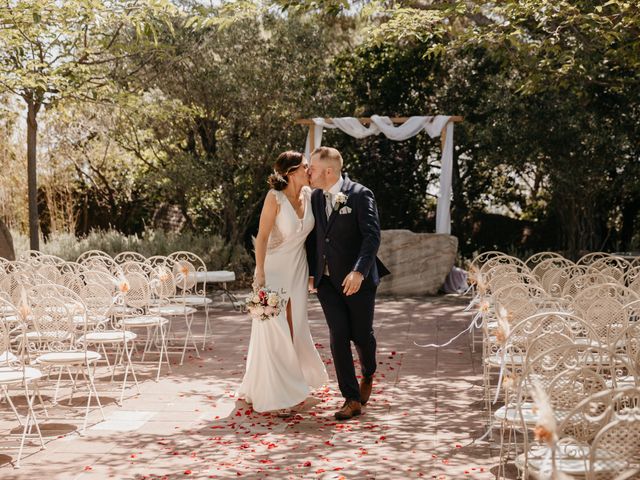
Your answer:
[333,192,348,211]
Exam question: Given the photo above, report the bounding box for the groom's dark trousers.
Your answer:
[306,175,390,402]
[316,276,378,401]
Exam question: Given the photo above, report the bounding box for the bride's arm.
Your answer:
[254,192,278,287]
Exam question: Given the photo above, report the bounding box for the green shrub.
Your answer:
[12,229,254,277]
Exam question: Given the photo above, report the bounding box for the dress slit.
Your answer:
[286,298,294,342]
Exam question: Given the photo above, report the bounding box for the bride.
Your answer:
[237,151,328,416]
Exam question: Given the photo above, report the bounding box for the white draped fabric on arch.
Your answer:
[298,115,462,235]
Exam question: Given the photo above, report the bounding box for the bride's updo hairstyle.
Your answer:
[268,151,305,191]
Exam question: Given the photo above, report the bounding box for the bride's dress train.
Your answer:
[237,187,328,412]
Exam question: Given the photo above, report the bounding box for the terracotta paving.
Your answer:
[0,294,500,479]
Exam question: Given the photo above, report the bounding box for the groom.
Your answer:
[306,146,390,420]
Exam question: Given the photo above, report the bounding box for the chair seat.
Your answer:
[486,353,525,366]
[149,305,197,316]
[0,366,42,384]
[605,375,637,388]
[495,403,568,426]
[36,350,101,365]
[0,315,21,324]
[495,402,538,425]
[172,296,213,306]
[25,330,72,341]
[574,337,625,349]
[516,445,625,475]
[123,316,169,327]
[0,351,18,364]
[79,331,137,343]
[73,314,109,326]
[111,305,138,315]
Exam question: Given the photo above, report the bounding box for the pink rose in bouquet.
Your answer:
[245,286,284,321]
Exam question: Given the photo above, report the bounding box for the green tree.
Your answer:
[354,1,640,256]
[0,0,176,249]
[110,3,338,246]
[461,0,640,255]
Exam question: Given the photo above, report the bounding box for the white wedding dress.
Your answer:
[237,186,328,412]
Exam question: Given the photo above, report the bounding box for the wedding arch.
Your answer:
[295,115,463,235]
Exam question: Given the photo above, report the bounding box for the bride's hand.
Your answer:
[254,270,265,289]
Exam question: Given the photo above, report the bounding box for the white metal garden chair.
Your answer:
[76,278,139,405]
[168,251,214,349]
[120,271,171,381]
[145,258,199,365]
[0,297,46,468]
[26,285,105,432]
[513,346,637,479]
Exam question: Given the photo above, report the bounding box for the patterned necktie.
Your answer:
[324,192,333,219]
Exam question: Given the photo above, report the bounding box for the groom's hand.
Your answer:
[308,276,317,294]
[342,271,364,296]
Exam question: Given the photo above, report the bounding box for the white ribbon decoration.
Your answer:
[304,115,454,234]
[414,304,484,348]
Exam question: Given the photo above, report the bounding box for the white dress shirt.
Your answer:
[324,176,344,218]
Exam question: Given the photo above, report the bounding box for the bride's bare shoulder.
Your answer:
[267,189,283,204]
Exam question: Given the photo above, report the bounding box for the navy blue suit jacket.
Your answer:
[306,175,390,289]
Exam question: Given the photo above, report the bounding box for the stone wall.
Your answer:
[377,229,458,296]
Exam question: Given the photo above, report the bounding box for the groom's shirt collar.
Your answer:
[326,176,344,195]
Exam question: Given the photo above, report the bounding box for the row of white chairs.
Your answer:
[0,249,216,468]
[465,251,640,479]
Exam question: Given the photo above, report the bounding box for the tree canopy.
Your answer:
[1,0,639,261]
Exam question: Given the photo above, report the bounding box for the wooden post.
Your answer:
[308,125,315,155]
[440,124,447,151]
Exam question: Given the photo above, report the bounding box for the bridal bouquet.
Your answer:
[246,287,284,320]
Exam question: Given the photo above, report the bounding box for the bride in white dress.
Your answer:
[237,151,328,415]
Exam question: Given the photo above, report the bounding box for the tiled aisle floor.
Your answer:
[1,295,499,479]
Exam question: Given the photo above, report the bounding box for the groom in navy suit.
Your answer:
[306,146,390,420]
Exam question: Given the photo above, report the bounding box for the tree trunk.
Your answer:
[27,99,41,251]
[0,218,15,260]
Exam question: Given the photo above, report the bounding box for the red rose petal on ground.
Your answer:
[303,461,311,467]
[84,466,92,471]
[184,470,192,475]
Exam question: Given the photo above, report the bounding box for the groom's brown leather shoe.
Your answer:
[334,400,362,420]
[360,376,373,405]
